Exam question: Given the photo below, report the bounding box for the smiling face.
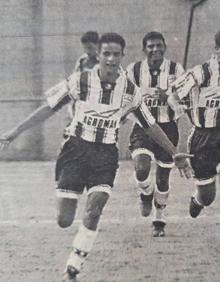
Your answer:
[98,42,123,76]
[143,38,166,68]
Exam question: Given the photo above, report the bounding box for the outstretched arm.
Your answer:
[142,122,193,178]
[0,78,74,149]
[0,103,55,148]
[143,122,177,157]
[122,80,193,178]
[132,104,193,178]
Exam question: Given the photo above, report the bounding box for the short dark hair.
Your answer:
[214,30,220,47]
[142,31,166,49]
[99,33,126,52]
[81,31,99,44]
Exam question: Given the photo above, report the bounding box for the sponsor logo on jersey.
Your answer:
[205,98,220,108]
[83,116,118,128]
[144,97,167,107]
[84,109,120,118]
[200,87,220,108]
[83,109,120,129]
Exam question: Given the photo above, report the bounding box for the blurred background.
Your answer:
[0,0,218,160]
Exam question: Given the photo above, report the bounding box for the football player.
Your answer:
[74,31,99,73]
[168,30,220,219]
[65,31,99,124]
[126,32,185,237]
[0,33,192,281]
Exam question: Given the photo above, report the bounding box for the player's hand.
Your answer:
[173,153,194,179]
[174,104,189,120]
[155,88,168,103]
[0,136,11,150]
[0,130,18,150]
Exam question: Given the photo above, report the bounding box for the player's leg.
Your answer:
[83,188,110,230]
[64,143,118,279]
[133,153,155,216]
[189,128,219,218]
[130,125,155,217]
[152,165,172,237]
[152,121,178,236]
[55,137,86,228]
[56,198,78,228]
[190,177,216,218]
[65,188,111,279]
[56,166,80,282]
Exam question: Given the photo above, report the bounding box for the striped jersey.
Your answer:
[46,66,155,144]
[74,53,99,73]
[66,53,99,121]
[126,58,184,123]
[170,55,220,128]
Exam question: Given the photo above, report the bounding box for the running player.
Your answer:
[0,33,192,281]
[74,31,99,73]
[65,31,99,125]
[126,32,185,237]
[168,30,220,219]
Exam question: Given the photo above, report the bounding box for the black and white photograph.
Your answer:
[0,1,219,281]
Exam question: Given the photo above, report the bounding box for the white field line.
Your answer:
[0,214,220,225]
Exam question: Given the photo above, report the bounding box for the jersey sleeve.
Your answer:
[121,79,141,117]
[169,70,198,100]
[46,72,79,111]
[121,80,155,128]
[190,65,204,85]
[131,102,156,128]
[176,62,185,77]
[45,79,70,110]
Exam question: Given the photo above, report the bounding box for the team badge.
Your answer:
[105,83,113,90]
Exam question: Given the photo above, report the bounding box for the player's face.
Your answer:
[215,45,220,62]
[83,42,98,58]
[99,42,123,74]
[143,38,166,64]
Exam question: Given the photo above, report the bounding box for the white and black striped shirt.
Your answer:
[126,58,184,123]
[171,55,220,128]
[46,66,155,144]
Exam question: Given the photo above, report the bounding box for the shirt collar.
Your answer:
[143,58,167,72]
[94,65,126,82]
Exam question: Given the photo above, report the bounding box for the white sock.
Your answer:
[154,185,170,207]
[66,224,98,272]
[153,186,170,223]
[136,175,155,196]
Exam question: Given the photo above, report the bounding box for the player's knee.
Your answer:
[85,205,103,221]
[134,155,151,182]
[56,197,78,228]
[135,168,149,182]
[196,178,216,206]
[199,189,216,206]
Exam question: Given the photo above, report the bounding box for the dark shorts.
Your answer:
[188,127,220,180]
[55,136,119,194]
[129,121,179,165]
